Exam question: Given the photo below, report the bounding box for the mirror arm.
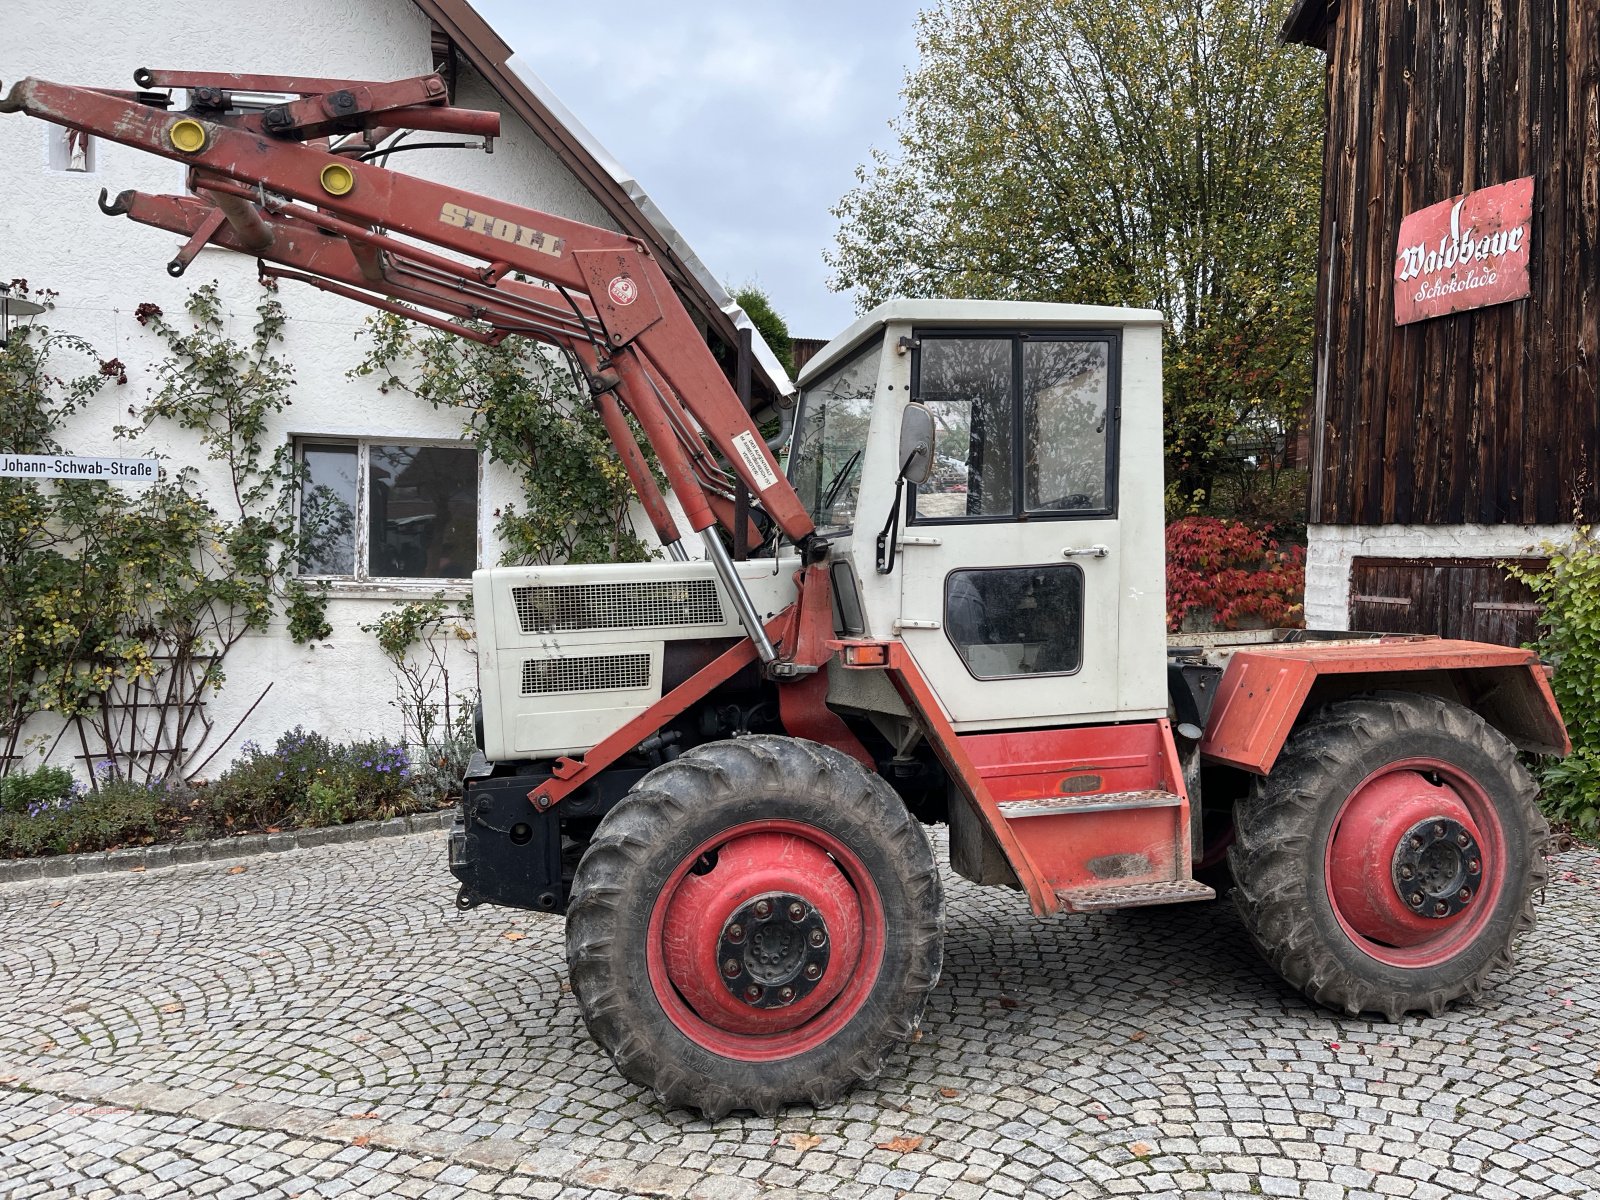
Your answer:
[875,454,917,575]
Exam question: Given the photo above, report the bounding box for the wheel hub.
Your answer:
[1392,817,1481,918]
[1327,768,1499,954]
[657,828,865,1037]
[716,892,831,1007]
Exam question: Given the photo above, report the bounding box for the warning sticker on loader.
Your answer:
[732,430,779,491]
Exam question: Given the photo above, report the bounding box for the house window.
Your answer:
[297,441,479,581]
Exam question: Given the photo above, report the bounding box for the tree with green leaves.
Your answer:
[830,0,1323,513]
[732,286,796,380]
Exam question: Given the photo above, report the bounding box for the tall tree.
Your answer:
[829,0,1324,510]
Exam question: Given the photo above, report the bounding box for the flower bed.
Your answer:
[0,725,463,859]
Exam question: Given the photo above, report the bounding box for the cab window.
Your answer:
[913,333,1116,521]
[945,565,1085,677]
[789,340,883,534]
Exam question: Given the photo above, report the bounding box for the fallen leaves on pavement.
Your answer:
[876,1135,923,1154]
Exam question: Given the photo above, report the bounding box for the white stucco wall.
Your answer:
[1305,522,1574,629]
[0,0,649,776]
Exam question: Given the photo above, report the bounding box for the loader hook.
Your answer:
[98,188,135,217]
[0,80,27,114]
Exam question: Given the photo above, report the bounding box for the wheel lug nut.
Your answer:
[1458,887,1471,902]
[1433,901,1449,916]
[1410,836,1423,850]
[1400,865,1414,879]
[788,902,807,922]
[808,929,826,947]
[1467,858,1481,874]
[722,958,740,978]
[744,984,762,1002]
[805,963,822,980]
[1410,892,1424,907]
[1434,822,1446,837]
[727,923,744,943]
[754,900,772,919]
[778,986,795,1003]
[1456,831,1470,847]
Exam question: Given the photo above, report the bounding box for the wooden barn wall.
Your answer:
[1311,0,1600,527]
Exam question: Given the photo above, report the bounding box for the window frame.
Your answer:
[941,562,1088,680]
[908,327,1121,526]
[293,436,483,587]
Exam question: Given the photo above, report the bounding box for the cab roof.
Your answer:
[796,299,1166,386]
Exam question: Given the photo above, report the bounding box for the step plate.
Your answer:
[998,789,1181,819]
[1056,878,1216,913]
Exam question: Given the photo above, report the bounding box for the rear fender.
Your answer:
[1199,640,1569,775]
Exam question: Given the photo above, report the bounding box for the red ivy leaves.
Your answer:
[1166,516,1305,633]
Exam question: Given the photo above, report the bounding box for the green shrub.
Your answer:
[0,772,183,858]
[201,726,424,832]
[0,764,76,815]
[1507,531,1600,834]
[1,725,446,857]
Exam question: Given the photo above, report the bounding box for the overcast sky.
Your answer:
[471,1,923,339]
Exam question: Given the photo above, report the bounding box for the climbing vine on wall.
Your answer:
[352,314,657,566]
[0,281,329,782]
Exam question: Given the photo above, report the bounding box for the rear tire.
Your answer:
[566,735,944,1117]
[1229,692,1548,1021]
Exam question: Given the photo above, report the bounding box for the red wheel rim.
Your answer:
[1324,758,1506,968]
[646,819,885,1061]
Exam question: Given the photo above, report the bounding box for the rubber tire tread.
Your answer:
[566,734,944,1118]
[1229,691,1549,1022]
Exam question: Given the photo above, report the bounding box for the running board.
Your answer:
[997,789,1181,819]
[1055,879,1216,913]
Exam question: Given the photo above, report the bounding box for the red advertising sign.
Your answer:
[1393,177,1533,326]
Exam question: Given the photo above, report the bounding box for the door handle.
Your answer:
[1062,544,1109,559]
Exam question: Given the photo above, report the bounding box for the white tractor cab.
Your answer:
[788,299,1169,733]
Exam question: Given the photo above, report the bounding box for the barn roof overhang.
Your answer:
[1282,0,1336,50]
[412,0,791,403]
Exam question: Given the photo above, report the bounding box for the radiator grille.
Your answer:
[512,579,724,633]
[521,653,652,695]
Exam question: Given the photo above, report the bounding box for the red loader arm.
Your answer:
[0,70,814,663]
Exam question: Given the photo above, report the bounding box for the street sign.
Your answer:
[0,454,161,483]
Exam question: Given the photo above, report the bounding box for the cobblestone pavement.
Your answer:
[2,829,1597,1200]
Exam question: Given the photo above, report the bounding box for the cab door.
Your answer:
[896,330,1124,728]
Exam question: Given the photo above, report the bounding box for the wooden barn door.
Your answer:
[1349,558,1544,647]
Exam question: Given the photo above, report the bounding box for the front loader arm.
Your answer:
[1,70,815,665]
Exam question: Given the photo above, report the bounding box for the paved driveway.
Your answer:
[2,828,1597,1200]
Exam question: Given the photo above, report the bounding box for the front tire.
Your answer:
[1230,692,1549,1021]
[566,735,944,1117]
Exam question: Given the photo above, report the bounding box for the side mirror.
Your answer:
[897,403,935,485]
